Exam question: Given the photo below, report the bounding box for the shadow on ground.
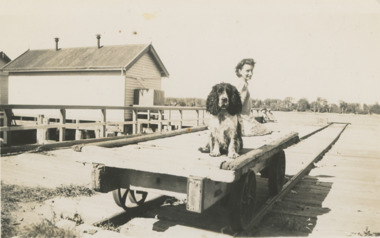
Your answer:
[245,176,332,237]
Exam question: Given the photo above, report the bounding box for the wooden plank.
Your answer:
[186,176,204,213]
[1,126,207,155]
[3,109,12,144]
[59,109,66,141]
[100,109,106,138]
[299,123,332,140]
[78,130,300,184]
[0,133,146,155]
[81,144,227,171]
[91,163,188,195]
[77,125,207,149]
[36,114,49,144]
[221,132,299,178]
[82,147,236,183]
[186,177,229,213]
[80,131,299,183]
[0,104,205,111]
[0,121,137,132]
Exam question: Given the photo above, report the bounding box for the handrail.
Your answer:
[0,104,205,111]
[0,104,207,146]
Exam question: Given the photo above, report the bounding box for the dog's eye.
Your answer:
[218,88,224,94]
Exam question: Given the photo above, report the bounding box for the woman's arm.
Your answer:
[237,82,249,105]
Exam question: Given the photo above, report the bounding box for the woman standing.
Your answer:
[232,58,272,136]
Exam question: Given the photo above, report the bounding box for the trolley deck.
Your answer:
[87,129,299,231]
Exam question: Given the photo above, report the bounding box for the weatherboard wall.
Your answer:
[8,72,125,121]
[124,52,163,119]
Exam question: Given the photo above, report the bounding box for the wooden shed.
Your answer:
[1,42,169,121]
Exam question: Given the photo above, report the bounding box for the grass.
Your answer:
[96,221,121,233]
[1,182,95,238]
[17,219,80,238]
[351,227,380,237]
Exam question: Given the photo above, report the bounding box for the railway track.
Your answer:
[239,122,349,236]
[88,122,349,237]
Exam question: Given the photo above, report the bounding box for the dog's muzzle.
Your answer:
[219,96,229,108]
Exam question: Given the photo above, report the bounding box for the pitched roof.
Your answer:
[2,44,169,77]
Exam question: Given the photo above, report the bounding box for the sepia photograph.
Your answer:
[1,0,380,237]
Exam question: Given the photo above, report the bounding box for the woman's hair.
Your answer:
[235,58,256,77]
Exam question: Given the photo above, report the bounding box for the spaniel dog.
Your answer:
[202,83,243,159]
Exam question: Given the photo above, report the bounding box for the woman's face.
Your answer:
[239,64,253,81]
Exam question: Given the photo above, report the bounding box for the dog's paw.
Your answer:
[198,146,210,153]
[210,151,221,157]
[228,152,240,159]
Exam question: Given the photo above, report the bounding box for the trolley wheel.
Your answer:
[268,150,286,196]
[112,188,148,211]
[228,169,257,232]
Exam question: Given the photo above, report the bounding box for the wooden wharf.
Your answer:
[0,104,206,154]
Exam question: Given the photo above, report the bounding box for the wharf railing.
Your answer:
[0,104,206,146]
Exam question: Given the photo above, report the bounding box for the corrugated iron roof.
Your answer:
[2,44,169,77]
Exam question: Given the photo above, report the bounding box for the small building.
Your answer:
[1,39,169,122]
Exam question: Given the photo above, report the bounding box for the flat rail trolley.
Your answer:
[89,129,299,231]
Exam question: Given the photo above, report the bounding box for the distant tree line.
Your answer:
[165,97,380,114]
[165,97,206,107]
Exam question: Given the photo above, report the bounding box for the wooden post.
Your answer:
[147,109,151,130]
[101,109,106,138]
[179,110,183,130]
[168,110,172,131]
[132,109,137,134]
[37,114,49,144]
[158,110,163,132]
[75,119,82,140]
[202,109,205,125]
[3,109,13,145]
[59,109,66,142]
[196,110,200,126]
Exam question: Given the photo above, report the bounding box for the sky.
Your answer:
[1,0,380,105]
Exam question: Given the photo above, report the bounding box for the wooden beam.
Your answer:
[179,110,183,129]
[158,110,163,132]
[186,176,229,213]
[91,163,188,195]
[75,119,82,140]
[0,121,138,132]
[147,109,151,129]
[59,109,66,142]
[132,109,137,134]
[168,110,172,131]
[0,104,205,111]
[101,109,106,138]
[196,110,200,126]
[299,123,332,140]
[221,132,299,179]
[1,132,144,155]
[3,109,12,144]
[36,114,49,144]
[76,125,207,150]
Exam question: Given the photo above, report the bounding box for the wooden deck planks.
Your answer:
[81,130,298,183]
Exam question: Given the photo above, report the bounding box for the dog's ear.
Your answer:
[228,84,242,115]
[206,85,220,115]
